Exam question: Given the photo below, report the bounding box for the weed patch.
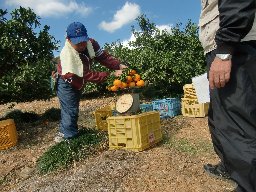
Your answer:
[0,178,5,186]
[36,128,107,174]
[170,138,213,155]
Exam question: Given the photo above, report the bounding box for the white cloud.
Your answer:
[5,0,92,17]
[156,24,173,34]
[121,25,173,48]
[121,33,136,47]
[99,2,141,33]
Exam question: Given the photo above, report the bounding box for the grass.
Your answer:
[161,116,213,156]
[36,128,107,174]
[0,178,5,186]
[169,138,213,156]
[161,116,187,145]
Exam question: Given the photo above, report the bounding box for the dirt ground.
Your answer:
[0,96,237,192]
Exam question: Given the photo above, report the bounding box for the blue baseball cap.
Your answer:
[66,22,89,45]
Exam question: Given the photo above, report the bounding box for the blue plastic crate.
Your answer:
[140,103,153,112]
[152,98,181,118]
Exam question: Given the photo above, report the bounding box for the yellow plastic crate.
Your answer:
[183,84,197,99]
[0,119,18,150]
[183,84,194,89]
[107,111,162,152]
[181,101,209,118]
[181,98,198,105]
[94,106,113,131]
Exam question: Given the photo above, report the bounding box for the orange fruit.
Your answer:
[136,79,145,87]
[113,79,122,87]
[121,82,128,89]
[106,86,112,91]
[129,69,136,76]
[128,81,136,87]
[126,76,133,83]
[110,85,118,91]
[133,74,141,82]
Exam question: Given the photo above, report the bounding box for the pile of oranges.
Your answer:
[107,69,145,92]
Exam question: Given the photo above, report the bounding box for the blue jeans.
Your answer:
[56,77,81,138]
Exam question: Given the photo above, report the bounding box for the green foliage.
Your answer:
[37,129,105,174]
[0,7,59,74]
[0,59,55,103]
[0,7,59,103]
[87,15,206,98]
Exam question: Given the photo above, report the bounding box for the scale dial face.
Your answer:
[116,94,134,113]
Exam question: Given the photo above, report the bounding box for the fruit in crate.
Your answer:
[113,79,122,87]
[106,68,146,92]
[136,79,145,87]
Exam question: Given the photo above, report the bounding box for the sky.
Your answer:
[1,0,201,56]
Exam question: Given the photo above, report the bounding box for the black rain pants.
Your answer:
[206,41,256,192]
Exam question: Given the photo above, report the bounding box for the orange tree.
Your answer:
[0,7,59,104]
[85,15,206,98]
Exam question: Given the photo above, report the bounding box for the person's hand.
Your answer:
[113,70,123,77]
[209,57,232,89]
[51,71,57,78]
[119,64,128,70]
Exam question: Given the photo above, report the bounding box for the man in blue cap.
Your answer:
[54,22,127,142]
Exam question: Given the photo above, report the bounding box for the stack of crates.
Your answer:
[152,98,181,118]
[140,103,153,113]
[94,103,155,131]
[181,84,209,117]
[94,106,113,131]
[0,119,18,150]
[107,111,162,152]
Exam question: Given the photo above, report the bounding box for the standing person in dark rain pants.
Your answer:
[199,0,256,191]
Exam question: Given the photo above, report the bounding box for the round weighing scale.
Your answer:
[115,93,140,114]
